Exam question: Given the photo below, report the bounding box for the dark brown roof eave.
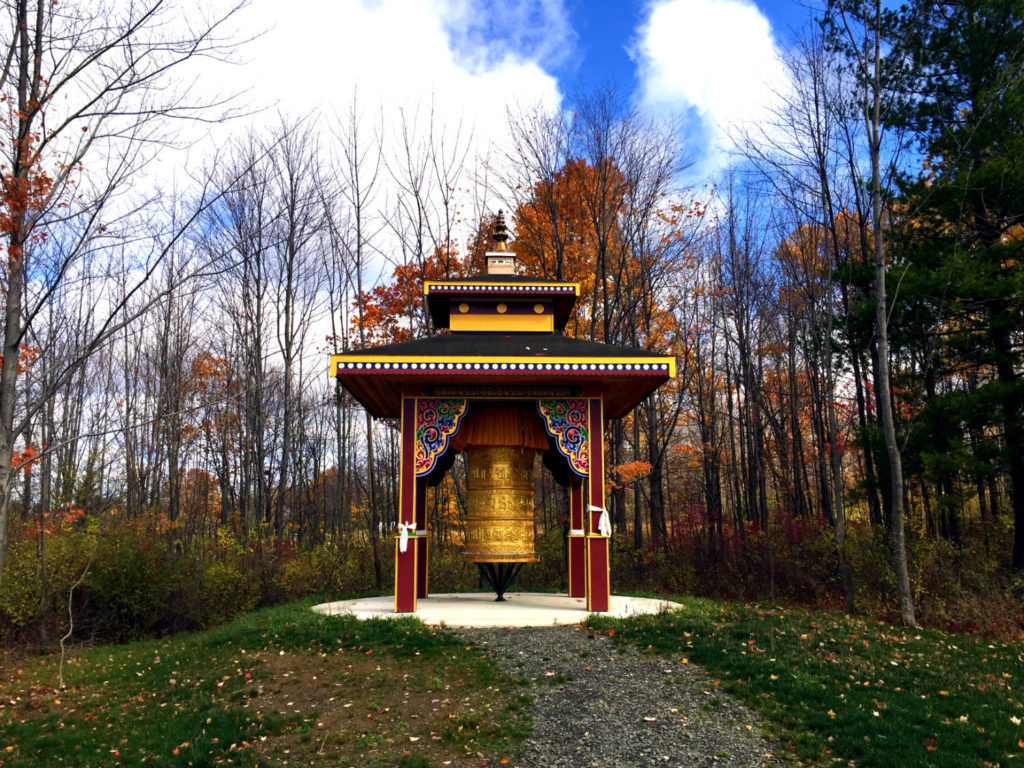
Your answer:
[334,332,669,360]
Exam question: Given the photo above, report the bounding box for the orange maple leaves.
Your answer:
[0,344,40,376]
[12,443,40,471]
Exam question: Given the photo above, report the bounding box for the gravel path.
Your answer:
[458,625,786,768]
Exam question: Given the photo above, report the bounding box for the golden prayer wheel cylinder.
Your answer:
[462,445,538,563]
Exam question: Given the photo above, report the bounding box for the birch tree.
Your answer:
[825,0,917,626]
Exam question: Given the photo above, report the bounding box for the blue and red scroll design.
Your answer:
[537,399,589,476]
[414,399,468,476]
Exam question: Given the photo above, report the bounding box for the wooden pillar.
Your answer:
[568,481,586,598]
[586,397,610,612]
[395,396,418,612]
[415,477,428,599]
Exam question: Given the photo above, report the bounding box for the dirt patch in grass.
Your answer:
[248,647,524,768]
[0,623,528,768]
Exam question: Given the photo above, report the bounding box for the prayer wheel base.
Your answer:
[477,562,527,601]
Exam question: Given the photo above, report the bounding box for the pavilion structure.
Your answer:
[330,214,675,612]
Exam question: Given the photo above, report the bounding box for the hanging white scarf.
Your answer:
[398,521,416,553]
[588,505,612,538]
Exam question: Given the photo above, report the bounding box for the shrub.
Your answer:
[5,500,1022,651]
[82,530,179,640]
[424,544,476,592]
[0,529,93,643]
[197,556,259,627]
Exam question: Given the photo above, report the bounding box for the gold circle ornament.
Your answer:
[496,303,507,314]
[458,302,470,313]
[533,303,544,314]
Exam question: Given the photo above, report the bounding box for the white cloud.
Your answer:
[634,0,789,177]
[225,0,565,146]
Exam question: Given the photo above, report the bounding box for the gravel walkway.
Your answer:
[458,625,786,768]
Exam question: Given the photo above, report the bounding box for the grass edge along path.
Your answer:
[0,600,530,768]
[588,596,1024,768]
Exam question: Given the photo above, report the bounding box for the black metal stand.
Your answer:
[477,562,525,601]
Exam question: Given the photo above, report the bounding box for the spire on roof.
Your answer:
[491,209,508,252]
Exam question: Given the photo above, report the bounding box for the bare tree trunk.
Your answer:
[828,0,915,626]
[861,3,916,625]
[336,96,384,588]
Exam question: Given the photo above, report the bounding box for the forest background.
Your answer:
[0,0,1022,648]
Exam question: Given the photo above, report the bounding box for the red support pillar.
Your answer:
[568,481,586,598]
[415,477,428,599]
[585,397,610,612]
[395,397,418,612]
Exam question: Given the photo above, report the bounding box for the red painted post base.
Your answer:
[416,533,428,599]
[568,534,586,598]
[394,536,418,612]
[585,535,610,612]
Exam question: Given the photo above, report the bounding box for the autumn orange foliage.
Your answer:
[353,249,469,346]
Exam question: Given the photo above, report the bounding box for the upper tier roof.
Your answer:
[424,274,579,332]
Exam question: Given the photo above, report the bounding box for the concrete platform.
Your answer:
[311,592,680,628]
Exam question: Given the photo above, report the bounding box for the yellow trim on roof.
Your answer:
[331,354,676,378]
[424,280,580,296]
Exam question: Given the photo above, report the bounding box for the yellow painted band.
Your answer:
[449,314,554,333]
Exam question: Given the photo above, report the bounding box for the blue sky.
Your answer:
[561,0,648,92]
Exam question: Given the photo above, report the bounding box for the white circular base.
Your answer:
[311,592,680,628]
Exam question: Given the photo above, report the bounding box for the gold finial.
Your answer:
[492,209,508,252]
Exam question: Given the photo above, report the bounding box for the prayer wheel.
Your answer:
[462,445,538,563]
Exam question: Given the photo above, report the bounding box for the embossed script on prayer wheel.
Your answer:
[463,445,538,563]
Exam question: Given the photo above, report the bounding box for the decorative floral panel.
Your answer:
[414,398,468,476]
[537,399,589,476]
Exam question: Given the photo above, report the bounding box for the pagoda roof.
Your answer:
[424,275,579,331]
[332,332,675,419]
[426,274,568,284]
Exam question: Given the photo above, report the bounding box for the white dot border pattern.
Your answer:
[338,361,672,372]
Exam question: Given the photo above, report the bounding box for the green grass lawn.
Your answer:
[0,601,529,768]
[588,596,1024,768]
[4,595,1023,768]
